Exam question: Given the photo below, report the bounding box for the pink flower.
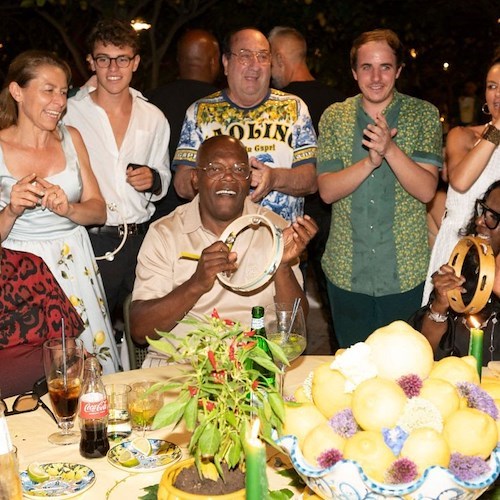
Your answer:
[397,374,422,398]
[385,457,418,484]
[317,448,343,468]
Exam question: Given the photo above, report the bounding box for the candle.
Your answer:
[245,418,268,500]
[469,316,483,380]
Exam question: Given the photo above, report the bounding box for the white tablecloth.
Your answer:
[7,355,332,499]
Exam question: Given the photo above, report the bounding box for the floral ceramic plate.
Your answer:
[107,438,182,473]
[20,462,95,499]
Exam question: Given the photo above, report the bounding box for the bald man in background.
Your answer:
[269,26,344,352]
[146,29,221,219]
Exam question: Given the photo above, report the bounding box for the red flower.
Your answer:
[211,308,220,319]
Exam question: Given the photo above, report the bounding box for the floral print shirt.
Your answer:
[317,91,443,295]
[173,89,317,221]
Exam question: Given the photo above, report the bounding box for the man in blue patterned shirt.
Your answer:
[172,27,317,222]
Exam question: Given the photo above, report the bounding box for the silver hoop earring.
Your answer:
[482,103,491,115]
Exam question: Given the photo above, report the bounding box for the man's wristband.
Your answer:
[482,124,500,147]
[427,303,449,323]
[147,168,162,195]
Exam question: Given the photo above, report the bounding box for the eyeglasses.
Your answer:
[475,199,500,230]
[92,55,135,68]
[229,49,271,66]
[0,391,56,423]
[198,162,251,181]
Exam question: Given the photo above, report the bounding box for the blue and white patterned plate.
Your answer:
[20,462,95,499]
[107,438,182,473]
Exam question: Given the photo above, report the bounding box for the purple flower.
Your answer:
[456,382,499,419]
[449,452,490,481]
[317,448,343,468]
[397,374,423,398]
[382,426,408,455]
[385,457,418,484]
[328,409,358,438]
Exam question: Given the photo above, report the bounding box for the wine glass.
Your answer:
[265,302,307,395]
[42,337,84,445]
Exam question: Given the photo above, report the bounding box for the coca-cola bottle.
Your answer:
[79,356,110,458]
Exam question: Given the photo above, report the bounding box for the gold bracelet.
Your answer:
[482,124,500,146]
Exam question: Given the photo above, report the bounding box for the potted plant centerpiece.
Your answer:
[147,309,287,499]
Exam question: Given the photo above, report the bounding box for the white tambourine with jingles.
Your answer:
[217,214,284,292]
[447,236,495,314]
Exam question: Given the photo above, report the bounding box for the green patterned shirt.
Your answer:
[317,91,443,296]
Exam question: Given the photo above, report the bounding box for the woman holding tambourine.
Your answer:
[410,180,500,364]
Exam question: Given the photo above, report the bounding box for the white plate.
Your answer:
[20,462,95,499]
[107,438,182,473]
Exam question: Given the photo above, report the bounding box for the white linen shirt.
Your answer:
[64,87,171,225]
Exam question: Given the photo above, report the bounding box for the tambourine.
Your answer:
[447,236,495,314]
[217,214,284,292]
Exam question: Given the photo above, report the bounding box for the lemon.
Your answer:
[118,449,140,467]
[419,378,460,421]
[443,408,498,459]
[481,379,500,400]
[130,436,152,456]
[400,428,450,476]
[311,363,352,418]
[343,430,394,482]
[351,377,406,431]
[94,331,106,346]
[282,402,326,447]
[27,463,49,483]
[365,320,434,380]
[302,422,346,467]
[429,356,480,385]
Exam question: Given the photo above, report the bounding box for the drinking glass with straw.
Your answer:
[42,322,84,445]
[265,299,307,395]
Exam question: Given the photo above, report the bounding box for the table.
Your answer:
[7,355,332,499]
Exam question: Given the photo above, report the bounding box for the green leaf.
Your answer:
[225,433,242,468]
[146,337,178,358]
[138,484,159,500]
[267,392,286,423]
[152,399,187,429]
[225,409,237,428]
[183,394,198,431]
[266,341,289,366]
[198,422,221,456]
[269,489,294,500]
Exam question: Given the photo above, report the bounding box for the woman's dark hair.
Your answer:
[460,180,500,237]
[0,50,71,130]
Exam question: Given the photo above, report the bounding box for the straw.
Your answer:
[285,297,301,341]
[61,317,67,387]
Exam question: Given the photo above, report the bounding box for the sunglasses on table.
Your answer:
[0,378,56,423]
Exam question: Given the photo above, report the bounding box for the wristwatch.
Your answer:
[427,303,449,323]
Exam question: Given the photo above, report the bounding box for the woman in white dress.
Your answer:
[0,50,120,374]
[422,57,500,305]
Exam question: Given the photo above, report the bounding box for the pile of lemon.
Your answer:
[283,321,500,483]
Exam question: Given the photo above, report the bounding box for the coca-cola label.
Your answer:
[79,393,108,419]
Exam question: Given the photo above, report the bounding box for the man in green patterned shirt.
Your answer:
[317,29,443,347]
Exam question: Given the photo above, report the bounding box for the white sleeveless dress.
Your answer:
[422,144,500,305]
[0,124,120,374]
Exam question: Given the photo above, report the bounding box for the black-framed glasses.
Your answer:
[92,55,135,68]
[475,199,500,230]
[229,49,271,66]
[0,378,57,423]
[198,162,251,181]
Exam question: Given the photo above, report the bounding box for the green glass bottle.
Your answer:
[250,306,275,387]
